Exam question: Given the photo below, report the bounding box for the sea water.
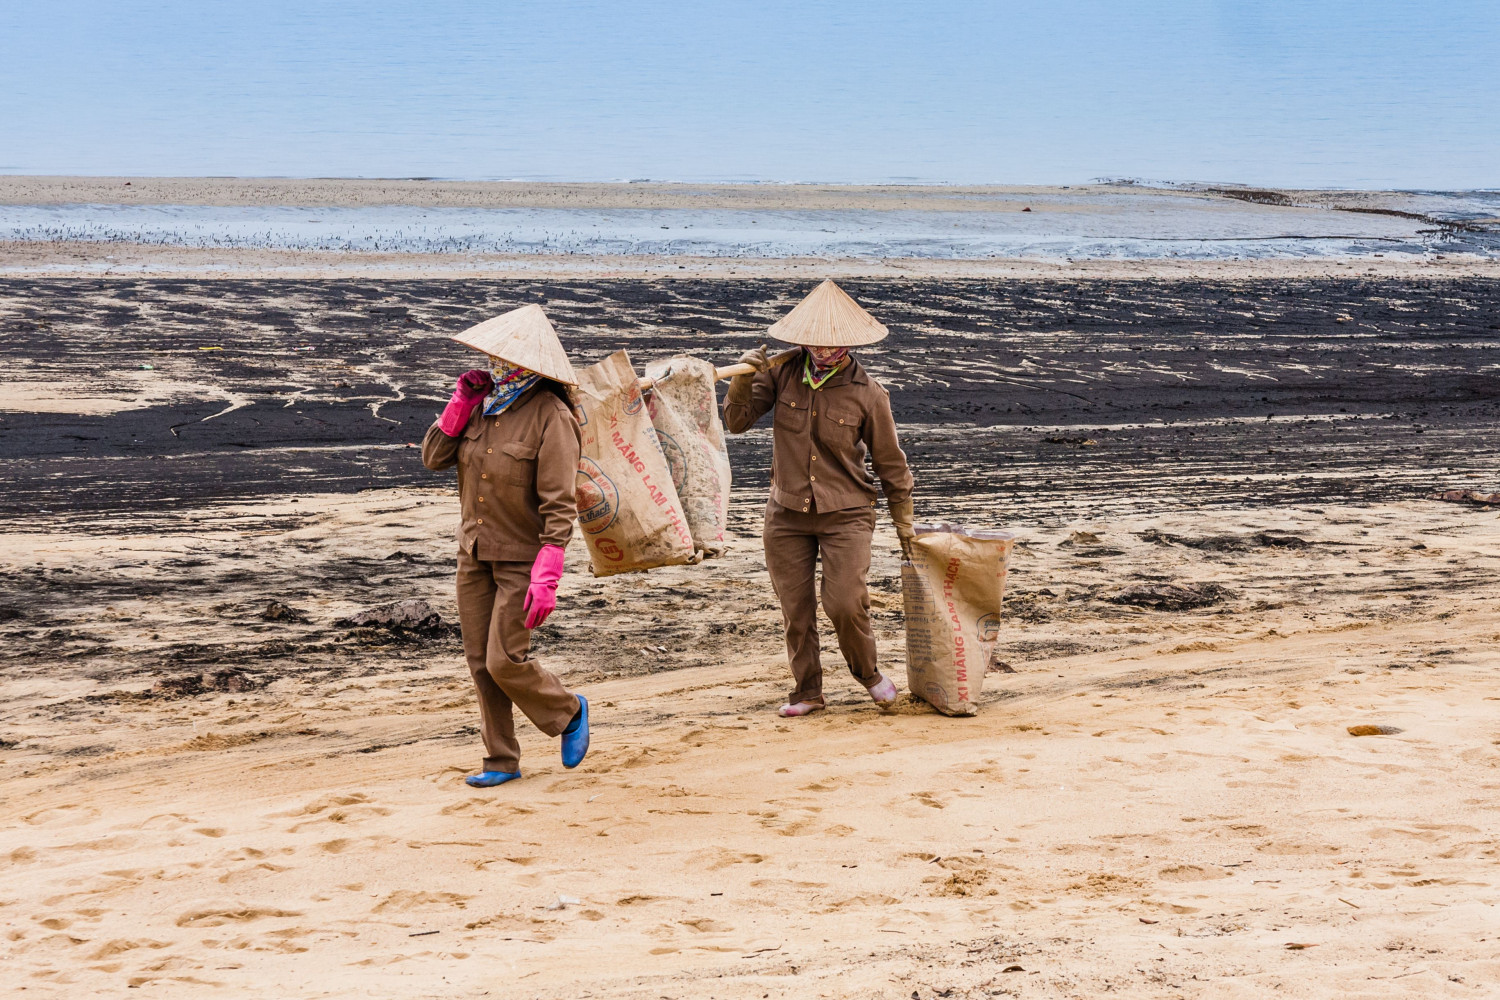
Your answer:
[2,188,1495,260]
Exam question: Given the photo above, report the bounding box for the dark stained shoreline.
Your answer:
[2,277,1497,524]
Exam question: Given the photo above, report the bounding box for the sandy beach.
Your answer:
[3,182,1500,997]
[3,491,1499,997]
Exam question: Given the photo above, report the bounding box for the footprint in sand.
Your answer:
[751,807,820,837]
[816,893,901,913]
[18,930,92,956]
[313,839,396,851]
[370,890,472,913]
[1151,902,1201,914]
[241,927,314,954]
[138,813,199,831]
[23,804,100,827]
[678,917,734,933]
[1157,864,1231,883]
[279,793,392,833]
[615,894,664,906]
[687,846,766,870]
[175,904,303,928]
[88,939,172,961]
[215,861,293,885]
[480,805,538,826]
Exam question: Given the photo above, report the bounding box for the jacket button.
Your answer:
[812,410,817,416]
[477,518,483,524]
[481,473,488,479]
[810,475,816,482]
[486,448,493,454]
[478,497,485,502]
[839,418,845,424]
[790,401,796,407]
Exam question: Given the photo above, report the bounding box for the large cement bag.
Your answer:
[901,523,1017,716]
[643,355,732,557]
[571,350,696,576]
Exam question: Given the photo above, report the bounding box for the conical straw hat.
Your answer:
[449,304,578,385]
[766,279,888,347]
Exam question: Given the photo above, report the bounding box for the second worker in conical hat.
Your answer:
[722,280,916,717]
[422,304,591,786]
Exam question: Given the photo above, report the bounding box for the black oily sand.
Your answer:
[1,277,1498,524]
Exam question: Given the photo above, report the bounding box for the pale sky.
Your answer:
[2,0,1496,188]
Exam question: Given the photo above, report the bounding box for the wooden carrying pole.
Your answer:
[638,347,801,391]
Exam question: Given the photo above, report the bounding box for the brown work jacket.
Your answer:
[722,352,913,514]
[422,384,582,561]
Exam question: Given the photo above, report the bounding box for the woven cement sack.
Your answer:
[643,355,732,557]
[902,523,1016,716]
[572,350,696,576]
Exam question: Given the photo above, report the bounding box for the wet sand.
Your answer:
[3,272,1500,996]
[0,175,1455,213]
[8,241,1500,281]
[3,177,1496,268]
[2,276,1497,520]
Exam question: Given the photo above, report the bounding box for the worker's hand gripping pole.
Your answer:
[636,346,802,392]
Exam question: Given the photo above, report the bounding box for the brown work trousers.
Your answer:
[763,500,884,707]
[455,548,580,773]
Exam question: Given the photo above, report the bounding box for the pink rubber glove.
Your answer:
[523,544,566,629]
[438,369,494,437]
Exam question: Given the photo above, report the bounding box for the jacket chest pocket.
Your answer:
[819,406,861,444]
[773,395,808,433]
[500,441,538,487]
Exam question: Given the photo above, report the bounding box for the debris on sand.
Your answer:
[1137,528,1310,551]
[334,599,453,639]
[151,668,259,698]
[1347,724,1403,736]
[1433,489,1500,506]
[338,599,442,630]
[1108,582,1232,611]
[260,600,309,622]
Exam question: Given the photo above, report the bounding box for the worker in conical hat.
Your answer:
[422,304,591,786]
[722,280,916,717]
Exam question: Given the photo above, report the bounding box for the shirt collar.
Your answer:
[801,350,865,387]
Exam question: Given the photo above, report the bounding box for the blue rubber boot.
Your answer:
[465,770,521,788]
[561,696,590,769]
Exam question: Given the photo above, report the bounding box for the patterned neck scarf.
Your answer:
[483,357,543,417]
[802,347,851,389]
